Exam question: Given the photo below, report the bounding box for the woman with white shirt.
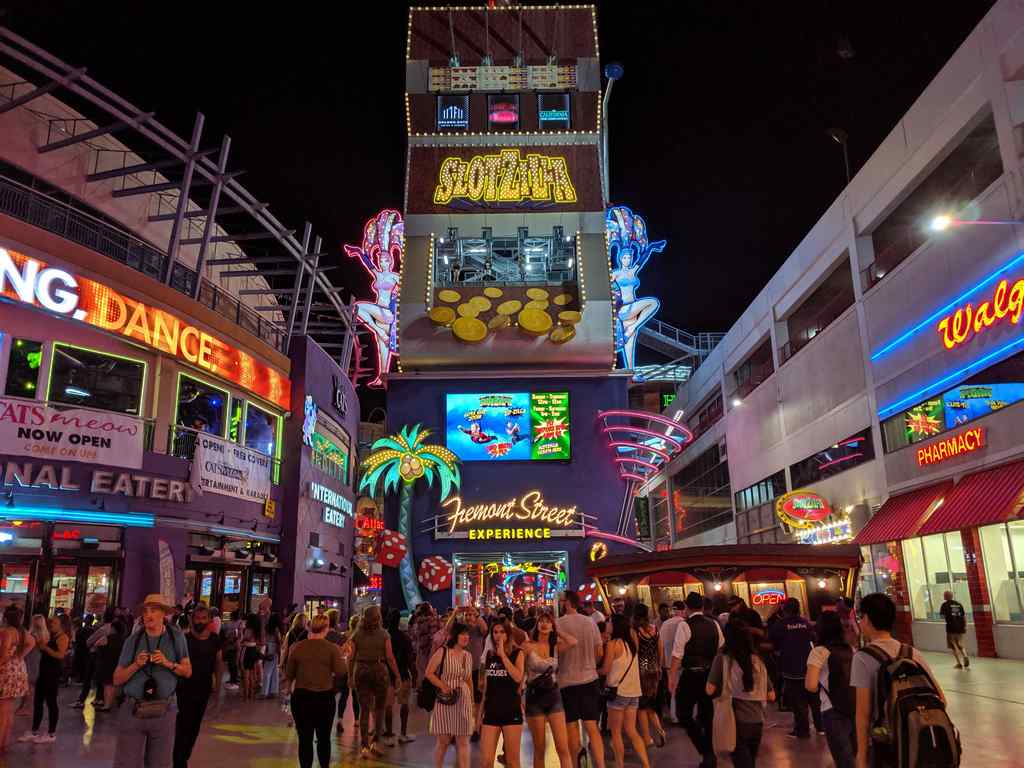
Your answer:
[805,612,856,768]
[599,614,650,768]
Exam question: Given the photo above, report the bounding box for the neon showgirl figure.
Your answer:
[344,209,403,387]
[607,205,665,370]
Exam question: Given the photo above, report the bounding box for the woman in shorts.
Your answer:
[522,610,576,768]
[599,614,650,768]
[478,622,525,768]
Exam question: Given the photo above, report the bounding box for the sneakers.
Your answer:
[225,683,239,691]
[398,735,415,744]
[33,734,56,744]
[70,700,86,709]
[955,663,963,669]
[381,737,395,748]
[964,658,971,668]
[17,732,37,743]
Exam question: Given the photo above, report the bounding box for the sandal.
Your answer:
[654,728,667,748]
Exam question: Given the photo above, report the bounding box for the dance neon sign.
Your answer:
[916,426,985,467]
[432,149,577,205]
[0,247,290,409]
[937,278,1024,350]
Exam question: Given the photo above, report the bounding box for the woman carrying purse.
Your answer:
[599,614,650,768]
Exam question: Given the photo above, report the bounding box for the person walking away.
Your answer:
[461,606,488,743]
[385,609,415,743]
[424,622,475,768]
[668,592,724,768]
[220,613,240,692]
[0,605,34,752]
[658,601,686,724]
[556,590,607,768]
[261,613,283,699]
[411,603,441,690]
[112,595,192,768]
[478,622,525,768]
[71,614,96,708]
[350,605,401,757]
[19,615,67,744]
[600,614,651,768]
[94,616,129,712]
[632,604,667,748]
[240,614,263,702]
[705,620,774,768]
[852,593,955,768]
[81,608,116,708]
[16,613,45,717]
[172,605,223,768]
[766,598,821,739]
[284,614,345,768]
[939,591,969,669]
[331,613,357,735]
[805,611,856,768]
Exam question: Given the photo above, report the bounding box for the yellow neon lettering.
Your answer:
[152,310,180,355]
[938,278,1024,350]
[432,149,577,205]
[122,300,152,346]
[180,325,200,363]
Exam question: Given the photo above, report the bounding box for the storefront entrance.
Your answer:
[452,551,569,608]
[184,565,277,618]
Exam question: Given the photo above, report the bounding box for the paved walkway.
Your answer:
[3,651,1021,767]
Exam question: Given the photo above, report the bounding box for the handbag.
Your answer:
[601,645,636,702]
[132,698,171,719]
[416,647,446,712]
[712,657,737,754]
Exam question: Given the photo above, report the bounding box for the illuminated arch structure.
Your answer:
[596,409,693,541]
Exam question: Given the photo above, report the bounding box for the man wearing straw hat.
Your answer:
[112,593,192,768]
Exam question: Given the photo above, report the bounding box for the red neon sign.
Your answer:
[53,529,81,540]
[751,588,785,607]
[916,426,986,467]
[368,575,382,590]
[0,247,290,409]
[938,278,1024,350]
[357,515,384,531]
[775,491,831,529]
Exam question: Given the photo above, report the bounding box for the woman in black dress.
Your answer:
[478,621,525,768]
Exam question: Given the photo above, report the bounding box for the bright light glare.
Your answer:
[930,214,952,232]
[617,586,627,595]
[731,398,742,408]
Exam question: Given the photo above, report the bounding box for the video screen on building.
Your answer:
[538,93,570,130]
[487,94,519,131]
[437,94,469,131]
[445,391,570,461]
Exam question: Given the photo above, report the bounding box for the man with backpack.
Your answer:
[852,593,958,768]
[767,597,822,739]
[939,591,969,669]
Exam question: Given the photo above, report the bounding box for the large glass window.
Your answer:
[176,374,228,436]
[244,402,277,457]
[310,410,351,485]
[538,93,570,130]
[487,94,519,131]
[902,538,931,620]
[980,521,1024,622]
[85,565,112,616]
[48,344,145,415]
[734,471,787,514]
[790,428,875,488]
[437,94,469,131]
[49,564,77,614]
[4,338,43,397]
[903,533,974,622]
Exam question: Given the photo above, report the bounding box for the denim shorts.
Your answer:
[607,695,639,710]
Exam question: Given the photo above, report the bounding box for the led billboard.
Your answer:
[445,391,570,461]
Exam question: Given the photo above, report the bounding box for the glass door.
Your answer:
[222,569,244,617]
[250,571,272,607]
[84,565,113,616]
[49,565,78,614]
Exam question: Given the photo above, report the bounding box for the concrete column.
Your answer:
[961,527,998,657]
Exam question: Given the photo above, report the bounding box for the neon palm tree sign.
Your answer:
[359,424,461,609]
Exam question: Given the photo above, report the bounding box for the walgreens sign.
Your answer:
[0,246,289,409]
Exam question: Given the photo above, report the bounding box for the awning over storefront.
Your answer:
[917,459,1024,536]
[854,481,952,546]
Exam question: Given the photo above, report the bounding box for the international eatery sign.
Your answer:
[775,490,832,530]
[434,489,584,540]
[0,246,290,409]
[0,397,143,469]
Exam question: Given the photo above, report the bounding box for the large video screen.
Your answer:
[445,392,570,461]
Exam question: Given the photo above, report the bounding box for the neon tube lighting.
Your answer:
[607,440,673,462]
[584,526,650,549]
[614,456,662,472]
[601,425,683,450]
[815,452,864,472]
[620,472,648,483]
[0,507,154,527]
[871,251,1024,360]
[878,333,1024,418]
[598,409,695,438]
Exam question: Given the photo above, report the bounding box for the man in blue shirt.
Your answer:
[113,594,192,768]
[767,598,821,739]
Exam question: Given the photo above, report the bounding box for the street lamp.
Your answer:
[930,214,952,232]
[928,213,1019,232]
[601,63,624,205]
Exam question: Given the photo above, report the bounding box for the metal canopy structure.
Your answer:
[0,26,358,376]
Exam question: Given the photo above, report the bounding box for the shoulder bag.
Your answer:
[712,656,737,754]
[417,646,447,711]
[601,643,636,702]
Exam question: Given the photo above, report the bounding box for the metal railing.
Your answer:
[166,424,281,484]
[735,359,774,399]
[0,174,286,352]
[778,290,854,365]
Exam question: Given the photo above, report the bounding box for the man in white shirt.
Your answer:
[582,602,606,624]
[657,601,686,722]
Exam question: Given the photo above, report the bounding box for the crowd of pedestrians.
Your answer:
[0,587,964,768]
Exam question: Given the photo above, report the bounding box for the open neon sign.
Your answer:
[751,588,786,607]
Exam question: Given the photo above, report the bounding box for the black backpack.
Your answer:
[819,644,855,718]
[863,644,960,768]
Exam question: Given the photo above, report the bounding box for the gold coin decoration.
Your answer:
[452,316,487,343]
[525,299,549,311]
[553,293,574,306]
[518,308,553,336]
[496,300,522,316]
[428,306,456,326]
[483,287,503,298]
[526,287,549,301]
[470,296,492,312]
[487,314,511,331]
[438,289,461,304]
[457,303,479,318]
[557,310,582,325]
[549,325,577,344]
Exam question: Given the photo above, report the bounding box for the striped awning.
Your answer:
[917,459,1024,536]
[855,481,953,545]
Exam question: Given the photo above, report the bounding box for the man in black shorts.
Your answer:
[557,591,606,768]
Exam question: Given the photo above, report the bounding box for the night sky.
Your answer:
[5,1,996,354]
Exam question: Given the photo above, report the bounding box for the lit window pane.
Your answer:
[176,375,227,436]
[943,531,973,620]
[244,403,276,456]
[902,538,931,620]
[50,344,144,415]
[5,338,43,397]
[980,524,1022,622]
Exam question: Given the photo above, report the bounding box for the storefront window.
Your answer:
[0,563,30,595]
[251,572,272,604]
[244,403,277,456]
[902,538,931,619]
[176,375,228,436]
[49,344,145,415]
[943,531,973,619]
[49,564,77,613]
[85,565,112,615]
[858,543,900,600]
[903,533,974,622]
[980,522,1024,622]
[4,338,42,396]
[222,569,243,617]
